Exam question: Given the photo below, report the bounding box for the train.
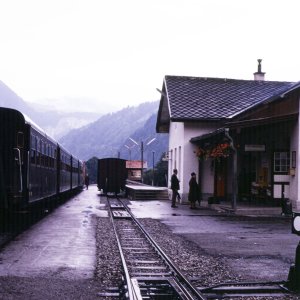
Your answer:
[0,107,85,212]
[97,158,127,195]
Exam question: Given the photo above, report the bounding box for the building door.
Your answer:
[214,158,227,199]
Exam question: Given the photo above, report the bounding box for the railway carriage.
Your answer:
[29,120,58,202]
[97,158,127,195]
[71,156,82,189]
[0,107,83,212]
[57,146,72,193]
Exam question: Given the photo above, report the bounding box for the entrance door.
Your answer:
[214,158,227,199]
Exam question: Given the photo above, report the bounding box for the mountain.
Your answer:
[0,81,34,116]
[0,80,99,139]
[31,110,99,139]
[117,113,168,168]
[59,101,169,165]
[0,79,169,167]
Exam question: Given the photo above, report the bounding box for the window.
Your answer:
[274,152,290,173]
[174,148,177,169]
[30,134,36,164]
[31,134,35,149]
[30,149,36,164]
[17,132,24,148]
[36,137,40,165]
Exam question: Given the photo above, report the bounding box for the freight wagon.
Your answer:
[97,158,127,195]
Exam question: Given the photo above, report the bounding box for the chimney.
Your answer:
[253,59,265,81]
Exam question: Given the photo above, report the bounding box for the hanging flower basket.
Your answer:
[195,142,232,160]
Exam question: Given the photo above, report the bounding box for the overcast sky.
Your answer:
[0,0,299,113]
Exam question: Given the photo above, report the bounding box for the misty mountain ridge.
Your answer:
[59,101,168,165]
[0,79,168,167]
[0,80,100,139]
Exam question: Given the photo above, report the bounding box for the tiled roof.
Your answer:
[165,76,296,120]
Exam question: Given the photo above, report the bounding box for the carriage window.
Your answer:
[31,135,35,149]
[49,146,52,168]
[274,152,290,173]
[36,151,40,165]
[30,148,36,164]
[41,141,45,166]
[45,144,48,167]
[17,132,24,148]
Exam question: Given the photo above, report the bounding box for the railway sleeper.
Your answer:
[136,278,186,300]
[131,266,168,270]
[132,271,172,276]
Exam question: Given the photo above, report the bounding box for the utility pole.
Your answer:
[129,137,156,184]
[141,141,144,183]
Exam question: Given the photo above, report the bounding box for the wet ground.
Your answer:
[128,199,300,282]
[0,187,105,280]
[0,184,299,293]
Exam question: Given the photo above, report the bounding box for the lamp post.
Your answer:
[129,137,156,183]
[124,144,135,160]
[152,151,155,186]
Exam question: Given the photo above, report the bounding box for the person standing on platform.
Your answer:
[85,174,89,190]
[171,169,180,208]
[188,172,200,209]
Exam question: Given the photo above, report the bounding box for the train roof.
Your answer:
[23,113,62,147]
[0,107,81,161]
[24,112,81,160]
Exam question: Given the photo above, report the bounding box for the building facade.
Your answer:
[156,63,300,211]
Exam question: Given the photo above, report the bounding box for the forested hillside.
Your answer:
[59,101,169,165]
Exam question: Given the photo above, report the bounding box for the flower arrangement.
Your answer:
[195,142,231,160]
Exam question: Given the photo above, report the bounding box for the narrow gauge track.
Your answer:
[104,197,294,300]
[106,196,207,300]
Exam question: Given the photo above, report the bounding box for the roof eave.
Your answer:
[171,117,226,122]
[190,127,228,144]
[156,78,170,133]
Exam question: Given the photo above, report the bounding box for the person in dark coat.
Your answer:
[171,169,180,208]
[85,174,89,190]
[188,172,199,209]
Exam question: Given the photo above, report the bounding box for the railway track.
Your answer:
[104,197,208,300]
[99,196,294,300]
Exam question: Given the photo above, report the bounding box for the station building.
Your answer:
[156,61,300,211]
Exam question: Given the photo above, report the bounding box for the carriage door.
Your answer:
[214,158,227,199]
[15,131,25,194]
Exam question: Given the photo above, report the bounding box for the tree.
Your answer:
[143,153,168,187]
[85,157,98,184]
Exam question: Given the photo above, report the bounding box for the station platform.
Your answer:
[201,200,286,218]
[125,184,290,219]
[126,183,169,200]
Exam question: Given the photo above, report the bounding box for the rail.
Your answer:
[104,196,295,299]
[107,196,207,300]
